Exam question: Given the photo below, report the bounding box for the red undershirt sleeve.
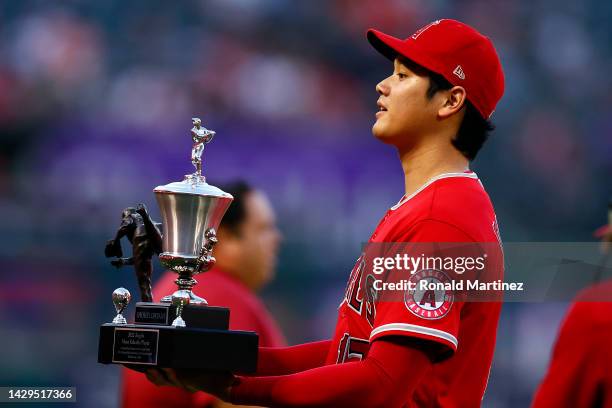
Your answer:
[230,337,432,408]
[255,340,332,376]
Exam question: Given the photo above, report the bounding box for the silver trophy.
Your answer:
[100,118,258,373]
[155,117,232,305]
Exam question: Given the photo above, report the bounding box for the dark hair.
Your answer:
[426,70,495,161]
[214,180,253,235]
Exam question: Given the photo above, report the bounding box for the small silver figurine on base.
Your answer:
[112,288,131,324]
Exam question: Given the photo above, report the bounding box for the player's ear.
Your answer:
[438,86,466,119]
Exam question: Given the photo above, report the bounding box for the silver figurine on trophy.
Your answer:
[188,117,216,181]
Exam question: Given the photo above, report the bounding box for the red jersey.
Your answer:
[122,267,286,408]
[327,171,504,407]
[532,281,612,408]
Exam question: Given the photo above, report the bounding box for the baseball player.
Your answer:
[145,19,505,407]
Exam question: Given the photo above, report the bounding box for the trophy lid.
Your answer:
[154,178,233,199]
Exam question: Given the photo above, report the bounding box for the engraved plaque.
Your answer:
[112,328,159,365]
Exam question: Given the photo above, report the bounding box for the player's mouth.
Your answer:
[376,100,388,118]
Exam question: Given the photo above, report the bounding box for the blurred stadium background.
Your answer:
[0,0,610,406]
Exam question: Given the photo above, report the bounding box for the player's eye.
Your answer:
[396,72,408,79]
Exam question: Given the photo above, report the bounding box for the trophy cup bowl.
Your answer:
[154,179,233,305]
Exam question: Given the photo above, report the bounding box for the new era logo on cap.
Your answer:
[366,19,505,119]
[453,65,465,80]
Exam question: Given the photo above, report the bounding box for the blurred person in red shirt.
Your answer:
[532,209,612,408]
[122,180,286,408]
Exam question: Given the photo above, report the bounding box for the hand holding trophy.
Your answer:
[98,118,258,372]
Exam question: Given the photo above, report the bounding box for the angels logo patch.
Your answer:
[404,269,454,320]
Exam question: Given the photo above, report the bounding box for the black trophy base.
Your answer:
[98,304,258,373]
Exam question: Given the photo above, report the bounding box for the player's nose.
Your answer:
[376,78,390,96]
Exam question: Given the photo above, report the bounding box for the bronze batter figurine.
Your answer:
[105,204,163,302]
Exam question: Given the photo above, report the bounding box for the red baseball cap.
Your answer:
[367,19,504,119]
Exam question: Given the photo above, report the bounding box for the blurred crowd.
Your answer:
[0,0,610,407]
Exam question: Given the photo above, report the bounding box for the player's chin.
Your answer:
[372,121,394,144]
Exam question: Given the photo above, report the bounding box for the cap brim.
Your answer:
[366,29,407,61]
[366,28,441,75]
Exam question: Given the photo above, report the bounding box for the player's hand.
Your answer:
[145,368,235,401]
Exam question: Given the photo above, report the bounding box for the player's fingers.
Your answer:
[172,370,200,393]
[160,368,184,388]
[145,369,167,386]
[183,384,199,394]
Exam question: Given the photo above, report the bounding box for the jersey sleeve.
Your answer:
[255,340,332,376]
[230,337,431,407]
[370,219,476,360]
